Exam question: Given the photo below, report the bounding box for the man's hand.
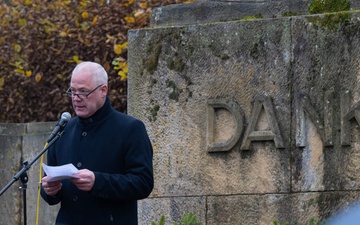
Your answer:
[42,176,62,196]
[70,169,95,191]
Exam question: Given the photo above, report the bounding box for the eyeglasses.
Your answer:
[65,84,104,99]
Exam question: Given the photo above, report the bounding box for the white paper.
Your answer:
[42,163,79,182]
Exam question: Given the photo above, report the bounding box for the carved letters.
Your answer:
[207,92,360,152]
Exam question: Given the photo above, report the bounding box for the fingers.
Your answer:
[43,183,62,196]
[42,170,95,193]
[70,169,95,191]
[42,176,62,196]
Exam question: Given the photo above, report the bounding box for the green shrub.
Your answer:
[151,212,202,225]
[152,214,323,225]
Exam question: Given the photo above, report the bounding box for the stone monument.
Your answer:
[128,0,360,224]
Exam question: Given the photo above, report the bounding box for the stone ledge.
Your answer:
[150,0,360,27]
[150,0,305,27]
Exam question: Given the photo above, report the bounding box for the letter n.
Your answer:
[296,91,334,147]
[343,92,360,146]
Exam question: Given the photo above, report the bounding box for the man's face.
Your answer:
[70,71,107,118]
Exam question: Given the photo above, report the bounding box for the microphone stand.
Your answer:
[0,129,65,225]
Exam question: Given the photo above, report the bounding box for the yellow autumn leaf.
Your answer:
[25,70,32,77]
[80,22,90,31]
[73,55,83,64]
[122,63,128,73]
[139,2,147,8]
[80,0,87,6]
[120,42,128,49]
[0,77,4,89]
[114,42,128,55]
[91,15,98,26]
[114,44,122,55]
[120,0,134,7]
[11,61,23,69]
[81,11,89,19]
[25,0,32,5]
[118,70,127,81]
[13,44,22,52]
[15,69,25,75]
[116,61,126,69]
[124,16,135,23]
[2,17,10,27]
[35,73,42,82]
[18,18,27,27]
[56,0,70,6]
[59,28,68,37]
[66,55,82,63]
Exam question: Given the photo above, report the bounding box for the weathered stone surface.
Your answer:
[139,196,206,224]
[0,135,23,225]
[129,14,292,198]
[0,122,57,225]
[128,10,360,225]
[291,15,360,192]
[150,0,360,27]
[207,192,360,224]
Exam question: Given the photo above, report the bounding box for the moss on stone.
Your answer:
[149,104,160,122]
[307,12,350,30]
[282,11,299,17]
[308,0,350,14]
[307,0,351,30]
[220,53,230,60]
[240,13,263,21]
[167,57,186,72]
[166,80,180,101]
[144,43,162,75]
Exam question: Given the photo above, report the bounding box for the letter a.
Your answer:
[240,96,284,150]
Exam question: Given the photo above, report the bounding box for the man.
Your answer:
[41,61,154,225]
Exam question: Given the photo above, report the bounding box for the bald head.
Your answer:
[72,61,108,87]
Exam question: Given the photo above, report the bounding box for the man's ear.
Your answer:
[101,85,108,97]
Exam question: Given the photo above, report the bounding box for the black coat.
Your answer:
[41,98,154,225]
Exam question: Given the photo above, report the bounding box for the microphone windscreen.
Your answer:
[61,112,71,122]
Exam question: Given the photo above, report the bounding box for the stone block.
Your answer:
[138,196,206,224]
[128,9,360,224]
[207,192,360,225]
[150,0,360,27]
[0,135,23,225]
[129,16,292,198]
[0,122,57,225]
[291,14,360,192]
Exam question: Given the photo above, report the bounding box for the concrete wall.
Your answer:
[0,122,59,225]
[128,8,360,225]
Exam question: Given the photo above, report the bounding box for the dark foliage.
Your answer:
[0,0,190,122]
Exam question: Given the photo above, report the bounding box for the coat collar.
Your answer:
[78,97,112,126]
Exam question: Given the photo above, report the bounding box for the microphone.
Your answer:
[47,112,71,143]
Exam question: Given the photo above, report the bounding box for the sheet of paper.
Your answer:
[42,163,79,182]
